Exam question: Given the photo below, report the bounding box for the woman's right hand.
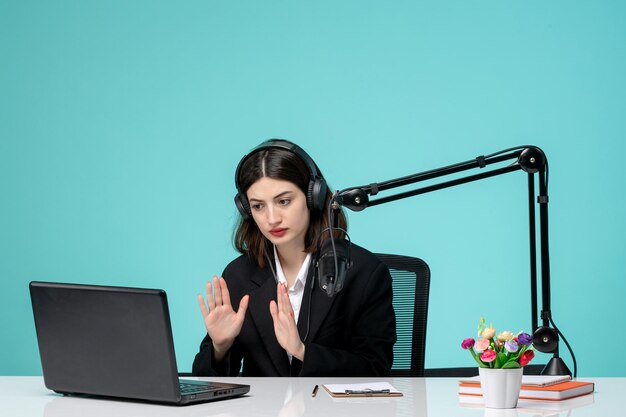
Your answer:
[197,276,249,361]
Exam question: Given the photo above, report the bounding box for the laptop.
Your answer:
[29,281,250,405]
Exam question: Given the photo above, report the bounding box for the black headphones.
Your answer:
[234,139,328,221]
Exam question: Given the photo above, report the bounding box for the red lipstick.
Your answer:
[270,228,287,237]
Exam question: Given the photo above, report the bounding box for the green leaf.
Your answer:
[495,352,508,368]
[502,361,521,369]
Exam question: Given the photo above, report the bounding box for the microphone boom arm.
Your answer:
[332,146,572,376]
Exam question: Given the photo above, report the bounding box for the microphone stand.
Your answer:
[333,146,572,376]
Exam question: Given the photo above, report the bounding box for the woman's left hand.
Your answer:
[269,283,305,361]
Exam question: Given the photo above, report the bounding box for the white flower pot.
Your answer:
[479,367,523,409]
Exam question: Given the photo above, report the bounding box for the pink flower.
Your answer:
[466,318,536,369]
[461,338,475,349]
[519,349,535,366]
[474,338,490,352]
[480,349,497,363]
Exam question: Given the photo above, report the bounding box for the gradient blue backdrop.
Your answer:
[2,1,625,376]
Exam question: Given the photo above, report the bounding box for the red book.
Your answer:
[458,380,595,401]
[460,391,595,412]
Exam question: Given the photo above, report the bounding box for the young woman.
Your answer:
[192,139,396,377]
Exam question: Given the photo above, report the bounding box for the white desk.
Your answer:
[0,376,620,417]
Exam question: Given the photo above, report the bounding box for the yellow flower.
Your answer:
[497,331,514,342]
[482,327,496,339]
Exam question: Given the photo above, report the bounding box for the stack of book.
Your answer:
[458,375,594,411]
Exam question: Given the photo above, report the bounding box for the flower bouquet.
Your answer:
[460,317,536,408]
[461,317,535,369]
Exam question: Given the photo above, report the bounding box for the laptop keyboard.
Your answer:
[179,381,218,395]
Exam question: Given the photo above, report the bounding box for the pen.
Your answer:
[312,385,319,397]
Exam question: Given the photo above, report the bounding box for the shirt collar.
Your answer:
[273,245,312,291]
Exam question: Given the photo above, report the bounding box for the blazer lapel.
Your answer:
[297,269,314,341]
[248,268,291,376]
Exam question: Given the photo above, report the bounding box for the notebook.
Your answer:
[29,281,250,405]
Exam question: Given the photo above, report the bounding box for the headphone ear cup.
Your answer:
[308,177,328,212]
[234,193,252,221]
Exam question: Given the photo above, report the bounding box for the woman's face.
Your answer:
[246,176,310,252]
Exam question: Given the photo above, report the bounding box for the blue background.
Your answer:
[2,1,624,376]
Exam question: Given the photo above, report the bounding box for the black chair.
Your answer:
[376,253,430,377]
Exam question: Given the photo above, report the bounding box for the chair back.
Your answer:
[376,253,430,377]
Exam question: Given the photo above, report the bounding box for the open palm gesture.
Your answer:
[269,283,305,361]
[197,276,249,359]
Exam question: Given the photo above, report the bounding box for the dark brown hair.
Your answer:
[233,145,347,267]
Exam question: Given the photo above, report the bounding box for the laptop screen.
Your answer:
[30,282,182,402]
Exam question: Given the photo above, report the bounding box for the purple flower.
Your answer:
[517,332,532,346]
[461,338,475,349]
[505,340,519,352]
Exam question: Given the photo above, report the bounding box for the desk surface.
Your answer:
[1,376,620,417]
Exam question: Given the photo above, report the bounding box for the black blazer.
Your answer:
[192,243,396,377]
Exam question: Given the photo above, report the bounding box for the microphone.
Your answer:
[316,236,351,297]
[532,326,559,354]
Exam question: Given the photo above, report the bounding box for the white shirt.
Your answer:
[272,246,312,325]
